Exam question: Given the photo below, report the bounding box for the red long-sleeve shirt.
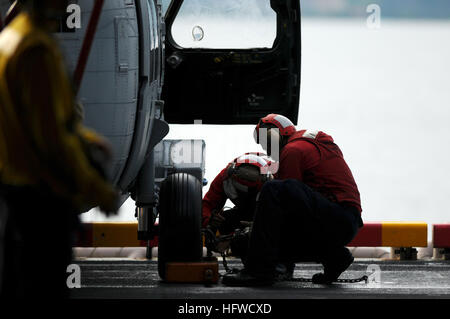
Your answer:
[202,168,228,227]
[276,130,362,213]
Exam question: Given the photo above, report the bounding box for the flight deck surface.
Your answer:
[70,259,450,299]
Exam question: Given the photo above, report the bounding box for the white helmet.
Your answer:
[223,153,276,202]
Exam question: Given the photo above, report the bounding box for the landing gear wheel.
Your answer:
[157,173,203,280]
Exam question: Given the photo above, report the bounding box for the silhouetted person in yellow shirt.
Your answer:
[0,0,119,298]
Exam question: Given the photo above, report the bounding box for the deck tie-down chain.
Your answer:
[289,275,369,284]
[220,253,369,284]
[205,230,368,284]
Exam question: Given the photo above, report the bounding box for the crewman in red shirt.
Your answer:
[202,153,276,257]
[223,114,363,286]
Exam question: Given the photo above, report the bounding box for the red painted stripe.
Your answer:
[149,236,159,248]
[139,240,148,247]
[433,224,450,248]
[347,223,382,247]
[149,223,159,247]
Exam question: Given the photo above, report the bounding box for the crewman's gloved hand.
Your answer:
[239,221,253,235]
[208,209,225,230]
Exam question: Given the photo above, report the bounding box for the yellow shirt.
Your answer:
[0,12,116,210]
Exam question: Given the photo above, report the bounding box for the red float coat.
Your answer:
[275,130,362,213]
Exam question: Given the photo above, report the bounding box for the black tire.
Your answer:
[157,173,203,280]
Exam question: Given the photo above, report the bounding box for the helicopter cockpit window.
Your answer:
[170,0,277,49]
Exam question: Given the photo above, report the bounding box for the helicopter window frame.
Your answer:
[167,0,278,50]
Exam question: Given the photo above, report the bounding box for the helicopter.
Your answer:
[1,0,301,280]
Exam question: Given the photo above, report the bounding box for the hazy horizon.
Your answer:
[162,0,450,20]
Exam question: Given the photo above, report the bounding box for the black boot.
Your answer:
[312,247,354,284]
[274,263,294,281]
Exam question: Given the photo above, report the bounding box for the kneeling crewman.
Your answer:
[202,153,275,259]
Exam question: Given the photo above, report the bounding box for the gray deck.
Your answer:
[69,259,450,299]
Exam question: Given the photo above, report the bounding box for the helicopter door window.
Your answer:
[170,0,276,49]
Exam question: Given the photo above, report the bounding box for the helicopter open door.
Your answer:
[162,0,301,125]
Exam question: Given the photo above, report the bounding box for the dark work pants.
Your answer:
[0,184,79,299]
[245,179,363,277]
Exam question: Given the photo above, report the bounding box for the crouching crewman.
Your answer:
[202,153,276,260]
[222,114,363,286]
